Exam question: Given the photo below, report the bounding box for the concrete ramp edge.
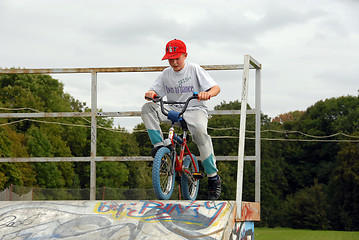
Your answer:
[0,200,241,240]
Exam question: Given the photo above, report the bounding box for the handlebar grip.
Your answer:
[145,94,160,102]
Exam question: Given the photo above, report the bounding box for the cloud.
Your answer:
[1,0,359,131]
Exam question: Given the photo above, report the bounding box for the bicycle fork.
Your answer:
[173,129,204,181]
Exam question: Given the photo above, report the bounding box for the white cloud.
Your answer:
[1,0,358,130]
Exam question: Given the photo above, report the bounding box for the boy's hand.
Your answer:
[145,90,157,101]
[198,91,211,101]
[198,85,220,101]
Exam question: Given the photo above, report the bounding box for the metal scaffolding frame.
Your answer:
[0,55,261,219]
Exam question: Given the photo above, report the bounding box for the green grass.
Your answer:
[255,228,359,240]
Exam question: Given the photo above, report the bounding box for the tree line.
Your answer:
[0,73,358,231]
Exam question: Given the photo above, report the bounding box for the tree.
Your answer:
[284,180,329,230]
[272,111,304,124]
[272,94,359,230]
[0,125,36,188]
[0,73,85,189]
[328,140,359,231]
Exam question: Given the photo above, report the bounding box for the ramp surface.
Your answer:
[0,200,237,240]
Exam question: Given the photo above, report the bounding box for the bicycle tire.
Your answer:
[181,154,199,200]
[152,147,175,200]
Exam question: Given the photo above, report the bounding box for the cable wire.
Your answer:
[0,106,358,140]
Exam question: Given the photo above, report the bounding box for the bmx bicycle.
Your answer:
[146,92,204,200]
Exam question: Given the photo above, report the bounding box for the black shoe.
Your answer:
[208,176,221,200]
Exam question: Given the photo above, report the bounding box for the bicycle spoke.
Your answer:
[181,154,199,200]
[159,154,173,194]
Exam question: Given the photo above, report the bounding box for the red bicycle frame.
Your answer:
[168,127,199,174]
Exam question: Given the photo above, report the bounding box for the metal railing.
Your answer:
[0,56,261,220]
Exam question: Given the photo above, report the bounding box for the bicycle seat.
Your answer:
[167,110,182,123]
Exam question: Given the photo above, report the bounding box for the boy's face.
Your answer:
[168,53,187,72]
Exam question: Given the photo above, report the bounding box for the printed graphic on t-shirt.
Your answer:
[165,76,194,95]
[178,76,192,87]
[165,85,194,94]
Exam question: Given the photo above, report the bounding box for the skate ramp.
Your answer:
[0,200,239,239]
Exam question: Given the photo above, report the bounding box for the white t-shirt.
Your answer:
[150,62,217,112]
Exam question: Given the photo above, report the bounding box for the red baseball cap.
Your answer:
[162,39,187,60]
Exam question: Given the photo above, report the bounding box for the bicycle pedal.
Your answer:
[193,172,204,180]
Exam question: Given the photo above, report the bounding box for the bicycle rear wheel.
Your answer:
[152,147,175,200]
[181,154,199,200]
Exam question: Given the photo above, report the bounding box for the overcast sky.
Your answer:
[1,0,358,130]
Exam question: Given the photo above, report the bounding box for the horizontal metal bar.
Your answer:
[0,67,167,74]
[0,155,255,163]
[0,157,91,163]
[244,156,257,161]
[97,111,141,117]
[97,109,257,117]
[209,109,256,115]
[0,64,258,74]
[0,109,257,118]
[0,112,92,118]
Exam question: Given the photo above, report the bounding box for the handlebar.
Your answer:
[145,92,199,119]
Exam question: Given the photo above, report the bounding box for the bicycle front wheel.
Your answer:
[181,154,199,200]
[152,147,175,200]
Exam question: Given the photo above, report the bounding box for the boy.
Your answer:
[141,39,221,200]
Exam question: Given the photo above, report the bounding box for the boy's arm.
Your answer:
[198,85,220,101]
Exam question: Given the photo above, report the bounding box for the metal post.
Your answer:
[255,68,261,203]
[10,184,13,201]
[90,71,97,200]
[236,55,250,219]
